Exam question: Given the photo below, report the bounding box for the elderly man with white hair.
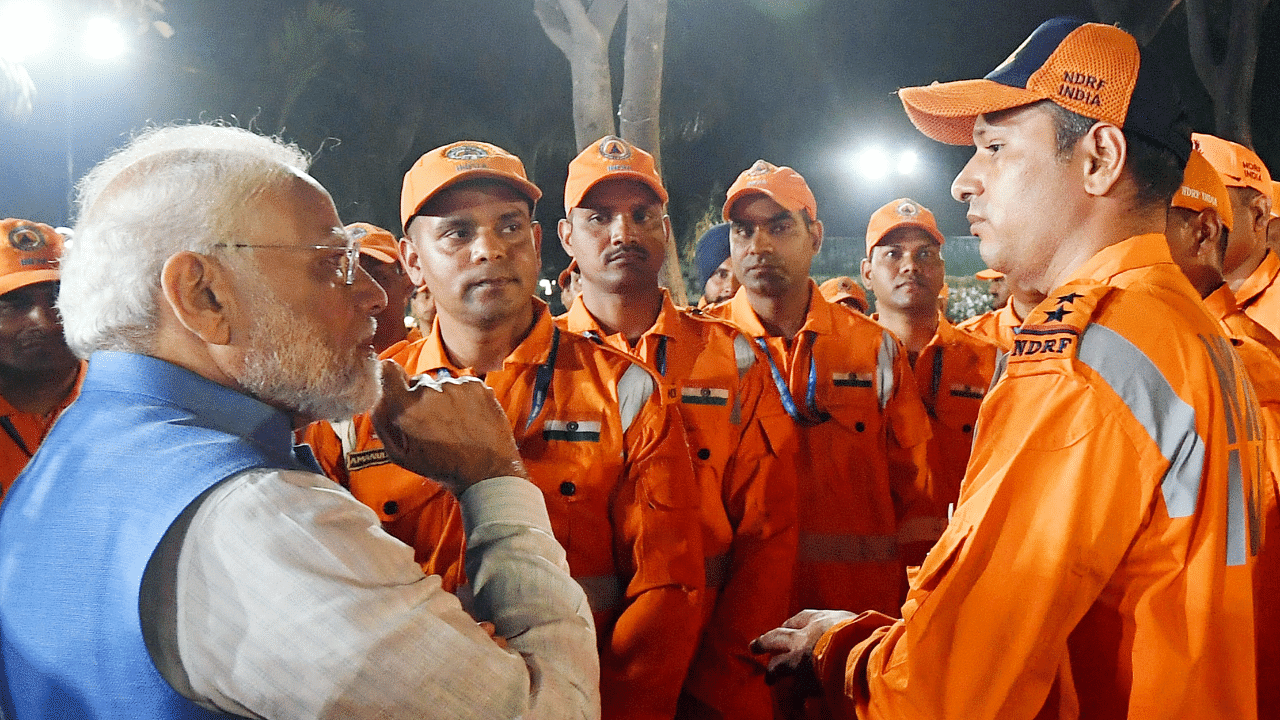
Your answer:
[0,124,599,720]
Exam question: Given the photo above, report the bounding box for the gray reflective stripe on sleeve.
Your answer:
[618,363,655,433]
[733,334,756,378]
[798,533,899,564]
[1199,334,1241,444]
[877,330,898,411]
[705,552,731,590]
[1076,324,1205,518]
[575,574,624,613]
[990,350,1009,392]
[1227,448,1247,566]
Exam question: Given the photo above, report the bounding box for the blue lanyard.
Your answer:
[756,333,830,426]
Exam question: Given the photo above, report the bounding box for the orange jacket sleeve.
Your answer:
[681,354,799,719]
[815,356,1257,719]
[602,395,707,720]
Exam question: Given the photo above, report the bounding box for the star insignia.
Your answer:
[1056,292,1083,305]
[1044,306,1072,322]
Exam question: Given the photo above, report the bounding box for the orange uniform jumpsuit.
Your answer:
[1236,248,1280,340]
[954,302,1022,351]
[812,235,1262,720]
[1204,282,1280,719]
[709,282,936,619]
[0,362,84,502]
[562,291,799,720]
[305,301,705,720]
[897,315,999,528]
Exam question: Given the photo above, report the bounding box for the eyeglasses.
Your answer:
[214,240,362,285]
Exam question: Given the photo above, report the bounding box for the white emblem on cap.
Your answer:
[598,136,632,160]
[896,201,921,217]
[747,160,773,176]
[445,144,491,161]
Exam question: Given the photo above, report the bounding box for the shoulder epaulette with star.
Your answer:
[1008,284,1113,363]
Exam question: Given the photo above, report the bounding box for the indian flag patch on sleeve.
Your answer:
[680,386,729,406]
[832,372,873,388]
[543,419,602,442]
[949,383,986,399]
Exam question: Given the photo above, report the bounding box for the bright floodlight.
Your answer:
[897,149,919,176]
[539,278,555,296]
[83,16,127,60]
[855,147,891,181]
[0,5,55,62]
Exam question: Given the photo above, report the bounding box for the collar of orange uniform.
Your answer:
[563,287,680,345]
[1202,283,1238,322]
[1060,233,1174,287]
[392,298,555,377]
[1235,248,1280,308]
[995,301,1023,329]
[726,279,834,339]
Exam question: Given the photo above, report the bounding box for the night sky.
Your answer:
[3,0,1278,285]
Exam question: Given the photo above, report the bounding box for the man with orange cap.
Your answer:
[955,270,1046,350]
[556,135,797,720]
[754,18,1262,719]
[861,198,1000,527]
[709,159,936,616]
[305,140,705,720]
[1193,133,1279,338]
[817,276,868,314]
[1165,148,1280,718]
[345,222,416,353]
[1270,180,1280,254]
[0,219,83,502]
[976,268,1008,308]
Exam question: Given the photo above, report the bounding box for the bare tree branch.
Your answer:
[1185,0,1265,143]
[587,0,626,36]
[1089,0,1181,45]
[533,0,572,56]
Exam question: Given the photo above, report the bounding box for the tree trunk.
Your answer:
[618,0,683,302]
[1186,0,1267,144]
[535,0,625,147]
[1088,0,1182,45]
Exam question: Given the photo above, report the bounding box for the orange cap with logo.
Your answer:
[564,135,668,212]
[723,160,818,221]
[0,219,64,297]
[898,18,1191,164]
[1191,133,1273,198]
[345,222,402,264]
[401,141,542,231]
[1172,150,1234,231]
[975,268,1004,280]
[819,276,868,311]
[865,198,945,255]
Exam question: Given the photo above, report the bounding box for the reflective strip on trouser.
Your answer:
[705,552,731,590]
[1076,324,1216,521]
[576,574,624,614]
[896,516,947,545]
[798,533,899,563]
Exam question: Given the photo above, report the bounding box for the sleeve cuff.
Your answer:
[459,475,552,536]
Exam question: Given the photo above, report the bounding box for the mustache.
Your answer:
[605,245,650,263]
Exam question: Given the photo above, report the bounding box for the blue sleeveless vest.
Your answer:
[0,351,319,719]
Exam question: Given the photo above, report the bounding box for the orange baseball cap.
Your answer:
[1191,133,1273,198]
[898,18,1191,164]
[723,160,818,221]
[1172,150,1234,231]
[344,222,402,264]
[401,141,542,231]
[818,276,868,311]
[564,135,668,212]
[0,219,64,296]
[865,198,945,255]
[975,268,1004,280]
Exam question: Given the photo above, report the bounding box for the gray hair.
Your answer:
[60,124,310,357]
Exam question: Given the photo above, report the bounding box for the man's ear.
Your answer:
[531,221,543,266]
[1081,123,1127,197]
[160,251,235,346]
[1192,208,1225,266]
[1247,191,1273,236]
[400,235,428,287]
[557,218,575,257]
[809,219,825,254]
